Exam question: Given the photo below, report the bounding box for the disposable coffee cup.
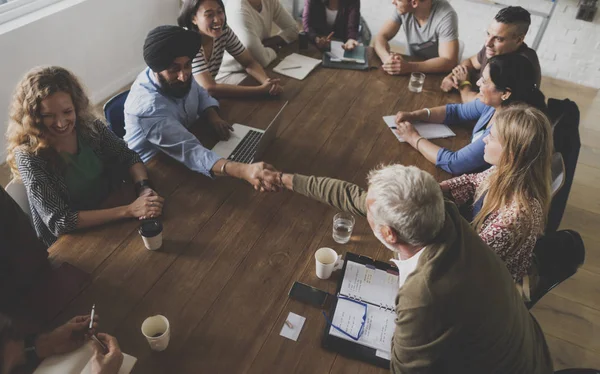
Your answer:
[139,219,163,251]
[141,315,170,351]
[315,247,343,280]
[299,31,309,50]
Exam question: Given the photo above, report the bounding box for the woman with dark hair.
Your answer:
[5,66,164,246]
[394,53,546,175]
[178,0,283,98]
[302,0,361,50]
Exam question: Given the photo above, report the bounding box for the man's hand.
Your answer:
[210,117,234,141]
[382,54,411,75]
[452,65,469,83]
[242,162,280,192]
[35,315,98,359]
[342,39,359,51]
[90,333,124,374]
[260,78,284,96]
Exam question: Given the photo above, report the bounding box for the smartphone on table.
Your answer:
[288,281,333,310]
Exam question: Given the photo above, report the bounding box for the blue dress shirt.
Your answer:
[124,68,222,177]
[436,99,495,175]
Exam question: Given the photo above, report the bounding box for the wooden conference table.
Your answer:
[48,45,467,373]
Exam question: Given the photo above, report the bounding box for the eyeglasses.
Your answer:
[322,295,367,341]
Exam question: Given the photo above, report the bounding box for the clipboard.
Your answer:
[321,252,399,368]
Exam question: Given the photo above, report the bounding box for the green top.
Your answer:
[61,136,110,210]
[291,174,553,374]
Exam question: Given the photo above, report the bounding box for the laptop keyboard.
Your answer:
[228,130,263,164]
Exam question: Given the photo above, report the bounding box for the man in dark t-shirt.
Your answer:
[440,6,542,102]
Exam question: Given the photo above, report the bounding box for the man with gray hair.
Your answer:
[269,165,553,373]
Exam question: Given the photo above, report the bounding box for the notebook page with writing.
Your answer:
[339,261,399,308]
[34,342,137,374]
[329,298,395,352]
[383,116,455,142]
[273,53,321,80]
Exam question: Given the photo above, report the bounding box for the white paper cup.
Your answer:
[141,315,170,351]
[139,220,163,251]
[315,247,343,280]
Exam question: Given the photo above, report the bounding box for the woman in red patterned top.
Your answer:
[440,105,552,291]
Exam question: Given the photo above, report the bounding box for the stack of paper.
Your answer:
[34,341,137,374]
[273,53,321,80]
[383,116,456,142]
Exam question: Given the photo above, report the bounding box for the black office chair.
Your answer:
[526,229,585,309]
[103,90,130,139]
[555,369,600,374]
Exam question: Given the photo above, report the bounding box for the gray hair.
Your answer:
[367,165,445,246]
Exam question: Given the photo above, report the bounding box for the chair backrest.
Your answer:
[359,17,372,46]
[546,98,580,233]
[5,178,31,222]
[103,90,130,139]
[526,229,585,309]
[551,152,566,197]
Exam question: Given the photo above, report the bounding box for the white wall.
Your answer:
[362,0,600,88]
[0,0,180,160]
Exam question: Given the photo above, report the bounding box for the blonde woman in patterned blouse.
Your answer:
[440,105,552,291]
[6,67,164,246]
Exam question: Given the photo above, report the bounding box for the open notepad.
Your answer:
[34,341,136,374]
[383,116,456,142]
[273,53,321,80]
[328,260,399,355]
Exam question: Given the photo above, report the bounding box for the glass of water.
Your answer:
[408,72,426,93]
[332,212,355,244]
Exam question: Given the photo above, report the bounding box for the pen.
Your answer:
[89,304,108,353]
[285,320,294,328]
[281,66,301,70]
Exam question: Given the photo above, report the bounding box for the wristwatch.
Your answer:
[24,334,40,366]
[134,179,154,196]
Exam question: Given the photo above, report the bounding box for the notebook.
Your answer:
[383,116,456,142]
[33,341,137,374]
[273,53,321,80]
[322,253,399,368]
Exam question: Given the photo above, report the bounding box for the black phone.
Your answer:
[288,281,332,309]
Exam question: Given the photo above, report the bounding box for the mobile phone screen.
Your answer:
[288,282,331,309]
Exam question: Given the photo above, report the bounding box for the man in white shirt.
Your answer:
[375,0,459,75]
[218,0,298,84]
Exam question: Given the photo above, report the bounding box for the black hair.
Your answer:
[488,54,546,112]
[495,6,531,37]
[177,0,227,34]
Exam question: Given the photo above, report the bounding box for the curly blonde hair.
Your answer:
[6,66,100,179]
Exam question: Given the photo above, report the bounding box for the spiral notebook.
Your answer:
[322,253,399,368]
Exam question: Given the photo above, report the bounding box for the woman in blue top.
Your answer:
[394,53,546,175]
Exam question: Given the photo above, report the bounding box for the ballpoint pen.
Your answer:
[281,66,301,70]
[89,304,108,353]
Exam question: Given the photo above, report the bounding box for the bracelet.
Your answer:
[424,108,431,120]
[278,172,284,188]
[134,179,154,196]
[459,80,472,88]
[220,160,231,176]
[415,136,426,152]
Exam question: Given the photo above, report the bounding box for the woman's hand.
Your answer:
[452,65,469,83]
[315,32,334,50]
[127,194,164,220]
[342,39,359,51]
[394,111,417,124]
[393,121,421,143]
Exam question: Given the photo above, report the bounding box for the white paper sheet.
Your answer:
[383,116,456,142]
[280,312,306,341]
[339,261,398,309]
[273,53,321,80]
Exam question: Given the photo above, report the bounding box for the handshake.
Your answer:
[241,162,288,192]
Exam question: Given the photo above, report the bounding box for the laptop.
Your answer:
[212,101,288,164]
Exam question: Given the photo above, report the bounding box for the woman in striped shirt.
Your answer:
[178,0,283,98]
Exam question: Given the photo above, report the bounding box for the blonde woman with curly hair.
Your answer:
[6,66,164,246]
[441,105,552,294]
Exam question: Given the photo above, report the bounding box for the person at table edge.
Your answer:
[374,0,459,75]
[124,26,279,192]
